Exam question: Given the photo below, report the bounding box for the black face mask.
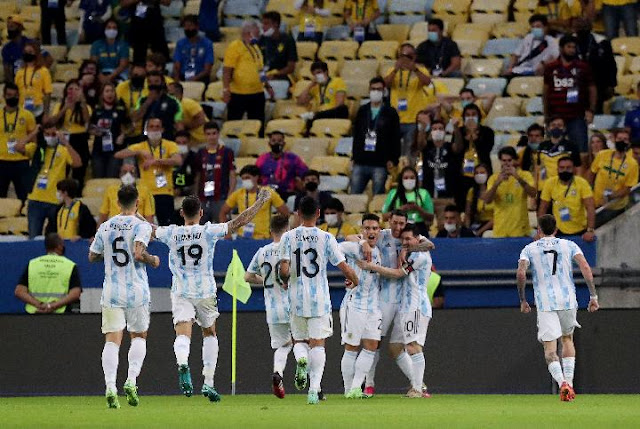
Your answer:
[271,144,283,154]
[576,29,590,40]
[148,84,163,92]
[185,29,198,38]
[558,171,573,182]
[22,53,35,63]
[8,29,20,39]
[615,141,628,152]
[131,75,145,88]
[305,182,318,192]
[5,97,19,108]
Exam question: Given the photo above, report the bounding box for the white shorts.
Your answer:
[268,323,293,349]
[171,294,219,328]
[537,309,581,342]
[290,313,333,341]
[101,305,150,334]
[390,309,430,346]
[379,300,400,337]
[339,304,382,346]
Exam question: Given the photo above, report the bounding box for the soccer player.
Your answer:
[245,214,292,399]
[89,184,161,409]
[358,223,433,398]
[517,214,599,402]
[338,213,383,399]
[278,196,359,405]
[154,190,272,402]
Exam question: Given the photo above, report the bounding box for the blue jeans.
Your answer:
[399,123,416,158]
[603,4,638,40]
[27,199,57,239]
[566,117,588,153]
[351,164,387,195]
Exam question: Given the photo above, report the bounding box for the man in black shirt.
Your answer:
[132,71,183,140]
[260,11,298,82]
[293,169,333,223]
[124,0,170,63]
[416,18,462,78]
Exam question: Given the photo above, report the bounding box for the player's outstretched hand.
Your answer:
[355,259,371,271]
[588,297,599,313]
[520,301,531,314]
[151,255,160,269]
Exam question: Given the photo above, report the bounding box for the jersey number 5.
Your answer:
[543,250,558,275]
[111,237,130,267]
[293,248,319,278]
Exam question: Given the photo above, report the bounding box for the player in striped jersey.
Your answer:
[245,214,291,399]
[338,213,383,399]
[154,190,271,402]
[278,196,359,405]
[517,214,599,402]
[89,185,161,409]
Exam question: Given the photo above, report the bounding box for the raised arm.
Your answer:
[356,259,404,279]
[227,188,271,233]
[244,272,264,285]
[574,253,599,312]
[134,241,160,268]
[517,259,531,313]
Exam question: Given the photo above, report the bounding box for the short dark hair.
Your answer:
[117,184,139,208]
[41,119,57,130]
[459,87,475,97]
[147,52,167,67]
[369,76,385,87]
[270,213,289,234]
[262,11,281,26]
[498,146,517,160]
[462,103,482,119]
[182,14,198,26]
[527,123,545,134]
[268,130,285,139]
[44,233,63,252]
[547,116,565,126]
[538,214,557,235]
[401,223,419,236]
[169,82,183,95]
[529,14,548,26]
[390,209,408,220]
[428,18,444,31]
[431,119,445,127]
[444,204,460,214]
[362,213,380,223]
[310,61,328,73]
[175,130,190,140]
[204,121,220,131]
[56,178,79,199]
[4,82,18,95]
[147,70,164,79]
[303,169,320,180]
[299,196,319,219]
[557,156,573,165]
[239,164,260,177]
[181,195,202,218]
[325,197,345,212]
[559,34,578,48]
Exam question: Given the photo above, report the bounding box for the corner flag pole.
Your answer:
[231,278,237,396]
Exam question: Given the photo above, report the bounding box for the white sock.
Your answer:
[548,361,566,387]
[562,357,576,386]
[351,349,376,391]
[202,336,219,387]
[410,352,426,391]
[341,350,358,394]
[102,342,119,392]
[364,350,380,388]
[395,351,414,383]
[173,335,191,366]
[127,337,147,384]
[308,346,326,392]
[293,342,309,362]
[273,344,292,376]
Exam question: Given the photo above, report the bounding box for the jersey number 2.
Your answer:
[543,250,558,275]
[261,261,282,288]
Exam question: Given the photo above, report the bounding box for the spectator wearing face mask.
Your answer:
[465,163,494,237]
[318,197,357,239]
[436,205,475,238]
[15,41,52,123]
[98,163,155,224]
[46,178,97,240]
[3,16,35,84]
[78,60,101,109]
[297,60,349,123]
[172,131,198,198]
[116,62,147,143]
[382,166,434,237]
[219,164,289,239]
[294,169,333,223]
[256,131,308,199]
[416,18,461,77]
[517,123,546,175]
[505,14,559,77]
[439,88,495,126]
[172,15,214,84]
[415,118,459,200]
[259,12,298,82]
[132,71,183,140]
[90,18,131,84]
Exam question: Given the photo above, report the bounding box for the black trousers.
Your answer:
[129,16,170,63]
[313,105,349,120]
[0,160,30,201]
[40,1,66,45]
[69,133,90,191]
[227,92,266,136]
[154,194,174,226]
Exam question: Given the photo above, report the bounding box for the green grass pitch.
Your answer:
[2,394,640,428]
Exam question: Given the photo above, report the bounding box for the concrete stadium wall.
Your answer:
[2,309,638,396]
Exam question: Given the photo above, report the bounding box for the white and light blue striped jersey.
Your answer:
[399,252,433,318]
[90,215,153,308]
[376,229,403,304]
[247,242,290,324]
[278,226,345,318]
[339,241,381,313]
[155,222,228,299]
[519,237,582,311]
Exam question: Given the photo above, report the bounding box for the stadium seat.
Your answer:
[83,179,120,198]
[219,27,241,41]
[409,22,429,41]
[344,79,370,100]
[291,79,314,98]
[493,133,522,152]
[388,0,427,25]
[318,175,350,193]
[615,74,640,95]
[345,212,364,226]
[482,38,521,58]
[205,81,223,101]
[238,137,268,157]
[272,100,309,119]
[368,194,387,213]
[485,97,523,121]
[626,56,640,75]
[591,114,623,131]
[265,119,306,137]
[470,0,509,24]
[234,157,257,171]
[334,137,353,157]
[297,60,339,80]
[358,41,399,61]
[333,194,369,213]
[608,96,640,114]
[42,45,67,63]
[20,5,40,22]
[463,58,504,77]
[616,56,627,77]
[213,42,228,63]
[512,0,537,22]
[289,137,331,164]
[51,82,65,103]
[525,97,543,116]
[310,119,352,137]
[53,63,78,83]
[221,120,262,138]
[490,116,541,133]
[466,77,507,95]
[456,40,484,58]
[222,0,261,27]
[491,22,529,39]
[0,198,22,218]
[377,24,411,43]
[433,78,465,95]
[318,41,359,66]
[296,42,319,61]
[339,59,379,81]
[269,79,291,100]
[452,24,490,43]
[265,0,300,28]
[506,76,543,97]
[67,45,91,63]
[0,217,28,236]
[80,197,103,217]
[309,156,351,176]
[378,59,397,76]
[183,1,201,16]
[324,25,351,41]
[182,81,205,101]
[612,37,640,57]
[221,138,242,156]
[431,0,470,26]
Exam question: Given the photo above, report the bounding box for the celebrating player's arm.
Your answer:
[575,253,599,313]
[516,259,531,314]
[357,259,407,279]
[134,241,161,268]
[345,234,434,264]
[226,188,272,233]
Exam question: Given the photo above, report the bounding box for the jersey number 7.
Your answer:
[543,250,558,275]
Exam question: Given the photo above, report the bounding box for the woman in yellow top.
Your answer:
[465,164,494,237]
[50,79,92,190]
[295,0,331,44]
[15,41,52,123]
[344,0,382,41]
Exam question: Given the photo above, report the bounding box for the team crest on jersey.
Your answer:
[161,102,168,111]
[19,118,25,125]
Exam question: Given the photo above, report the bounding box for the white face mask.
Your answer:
[606,139,615,150]
[315,73,327,84]
[369,90,383,103]
[444,222,457,233]
[263,27,275,37]
[56,191,63,203]
[431,129,445,142]
[121,172,135,185]
[402,179,416,191]
[147,131,162,142]
[45,136,58,147]
[241,179,254,190]
[474,173,488,184]
[325,213,339,226]
[105,29,118,39]
[177,145,190,155]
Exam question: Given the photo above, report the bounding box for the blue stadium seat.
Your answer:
[221,138,242,157]
[334,137,353,157]
[490,116,540,133]
[325,25,351,41]
[319,176,350,192]
[592,114,621,131]
[466,78,507,96]
[482,38,521,58]
[525,97,543,116]
[609,96,640,114]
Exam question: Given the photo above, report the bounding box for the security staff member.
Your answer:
[14,233,82,314]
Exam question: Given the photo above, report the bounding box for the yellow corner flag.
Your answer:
[222,249,252,304]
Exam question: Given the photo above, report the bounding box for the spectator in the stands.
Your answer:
[90,82,129,178]
[416,18,461,78]
[2,16,31,83]
[168,82,208,145]
[436,205,476,238]
[415,118,459,200]
[294,169,334,222]
[192,121,236,224]
[601,0,638,40]
[256,131,308,199]
[116,62,146,142]
[295,0,330,45]
[99,163,155,223]
[78,60,101,108]
[506,14,559,77]
[517,123,546,175]
[465,164,494,237]
[631,143,640,174]
[260,12,298,82]
[543,35,596,153]
[439,88,496,125]
[15,233,82,314]
[220,164,289,239]
[344,0,382,41]
[297,60,349,122]
[318,197,357,239]
[124,0,170,63]
[90,17,131,84]
[114,117,182,226]
[624,82,640,142]
[79,0,112,44]
[484,147,537,238]
[27,121,82,238]
[0,83,38,202]
[533,0,588,34]
[46,179,97,240]
[534,116,583,193]
[223,20,272,133]
[350,76,400,195]
[40,0,67,45]
[133,71,183,140]
[199,0,221,42]
[15,41,52,122]
[452,103,494,210]
[384,43,436,158]
[587,132,607,168]
[172,15,214,85]
[538,156,595,241]
[173,130,198,197]
[382,166,435,237]
[145,52,174,87]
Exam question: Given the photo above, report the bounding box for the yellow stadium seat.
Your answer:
[213,42,228,62]
[344,79,370,99]
[471,13,507,26]
[318,41,359,65]
[409,22,429,41]
[310,119,352,137]
[616,55,627,77]
[51,82,65,103]
[0,198,22,218]
[368,194,387,213]
[491,22,529,39]
[358,41,398,61]
[615,74,640,95]
[221,120,262,138]
[464,58,503,77]
[235,157,258,171]
[273,100,309,119]
[20,6,40,22]
[289,137,331,164]
[205,81,223,101]
[377,24,410,43]
[333,194,369,213]
[67,45,91,64]
[266,0,300,27]
[471,0,509,17]
[80,197,102,217]
[219,27,241,41]
[378,59,397,76]
[238,137,268,157]
[265,119,306,137]
[612,37,640,57]
[291,79,314,99]
[626,56,640,75]
[53,63,78,83]
[456,39,484,58]
[452,24,490,43]
[432,0,470,25]
[512,0,537,13]
[183,1,200,16]
[309,156,351,176]
[433,78,465,94]
[339,59,379,81]
[485,97,523,122]
[83,178,121,198]
[296,41,319,61]
[22,21,39,39]
[344,213,363,225]
[506,76,543,97]
[0,216,28,235]
[296,59,339,81]
[325,0,347,26]
[42,45,67,63]
[182,81,205,101]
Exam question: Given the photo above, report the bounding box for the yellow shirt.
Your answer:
[298,11,325,32]
[309,77,347,112]
[100,182,155,219]
[128,139,180,196]
[224,187,285,239]
[55,201,82,239]
[143,76,174,96]
[318,221,358,240]
[223,40,265,95]
[15,66,53,111]
[345,0,380,21]
[602,0,634,6]
[535,146,576,191]
[116,80,145,135]
[52,103,93,134]
[590,149,639,210]
[0,108,37,162]
[541,176,593,234]
[385,66,438,124]
[28,145,74,204]
[180,97,208,144]
[487,169,534,238]
[466,188,494,223]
